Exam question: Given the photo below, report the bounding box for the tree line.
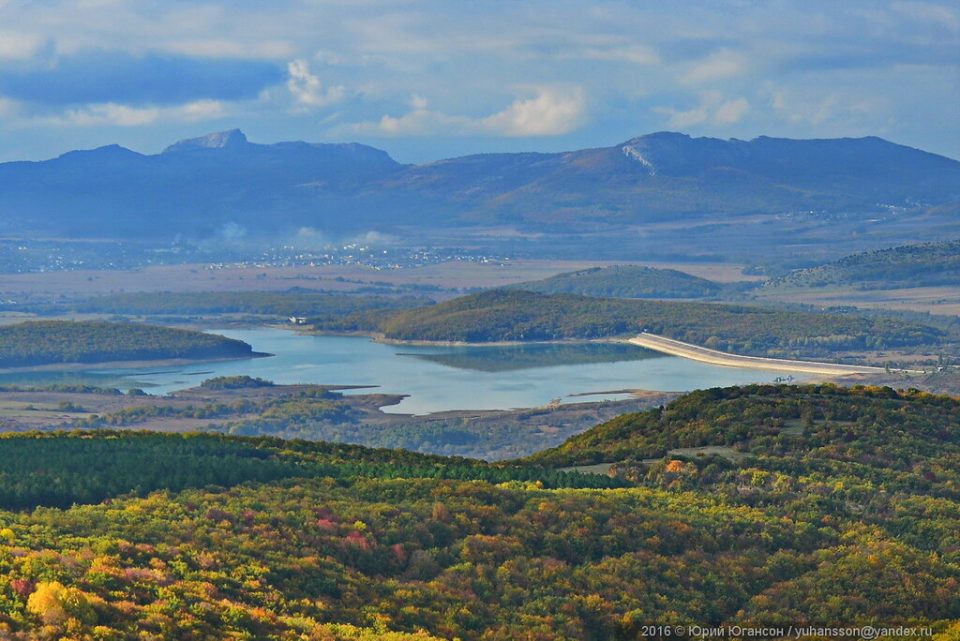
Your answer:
[0,321,253,367]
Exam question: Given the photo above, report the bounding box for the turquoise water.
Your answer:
[0,329,803,415]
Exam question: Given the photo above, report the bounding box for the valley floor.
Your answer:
[0,382,676,460]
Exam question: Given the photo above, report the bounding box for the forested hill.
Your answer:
[342,289,945,360]
[0,389,958,638]
[0,320,254,367]
[505,265,723,299]
[0,431,617,510]
[766,239,960,289]
[528,383,960,467]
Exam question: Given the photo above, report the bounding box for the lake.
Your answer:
[0,328,805,415]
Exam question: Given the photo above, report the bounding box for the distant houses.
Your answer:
[288,316,307,325]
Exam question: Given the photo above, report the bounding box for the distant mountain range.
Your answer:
[2,130,958,250]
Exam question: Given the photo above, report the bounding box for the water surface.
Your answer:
[0,329,804,415]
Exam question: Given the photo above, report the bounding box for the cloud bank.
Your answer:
[354,87,587,137]
[0,0,955,162]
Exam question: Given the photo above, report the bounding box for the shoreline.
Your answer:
[628,333,911,376]
[298,326,630,348]
[0,352,269,375]
[303,329,911,377]
[374,336,611,348]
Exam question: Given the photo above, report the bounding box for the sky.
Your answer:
[0,0,957,163]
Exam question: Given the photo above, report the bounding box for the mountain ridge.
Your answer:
[2,129,958,249]
[19,128,960,166]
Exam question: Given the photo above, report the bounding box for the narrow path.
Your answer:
[628,333,905,376]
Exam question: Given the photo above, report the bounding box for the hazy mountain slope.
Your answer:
[0,130,403,237]
[383,132,960,224]
[1,130,958,240]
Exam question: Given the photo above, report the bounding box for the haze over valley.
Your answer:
[3,130,959,270]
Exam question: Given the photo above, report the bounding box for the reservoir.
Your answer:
[1,328,804,415]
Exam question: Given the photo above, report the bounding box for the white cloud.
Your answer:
[167,39,294,59]
[772,91,837,125]
[0,97,21,118]
[682,49,748,85]
[572,44,659,65]
[0,31,44,60]
[659,101,710,128]
[409,94,429,110]
[714,97,750,124]
[351,86,587,137]
[287,59,346,110]
[481,87,587,136]
[53,100,227,127]
[769,88,876,127]
[656,92,750,128]
[0,1,956,159]
[373,101,467,136]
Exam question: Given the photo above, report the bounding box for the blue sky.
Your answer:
[0,0,957,163]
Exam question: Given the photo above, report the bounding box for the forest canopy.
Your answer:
[327,290,946,360]
[0,385,957,639]
[0,320,254,367]
[505,265,723,299]
[766,238,960,289]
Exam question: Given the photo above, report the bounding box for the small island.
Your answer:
[0,320,256,368]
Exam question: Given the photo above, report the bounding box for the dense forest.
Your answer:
[0,321,254,368]
[506,265,724,299]
[325,290,948,360]
[529,383,960,467]
[766,239,960,289]
[0,386,957,639]
[0,431,618,510]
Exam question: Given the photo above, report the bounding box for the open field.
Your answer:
[628,332,902,375]
[0,381,677,460]
[754,284,960,315]
[0,259,760,303]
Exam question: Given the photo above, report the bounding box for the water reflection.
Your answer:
[0,329,807,415]
[397,342,663,372]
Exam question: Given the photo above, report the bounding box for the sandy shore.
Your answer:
[628,333,907,376]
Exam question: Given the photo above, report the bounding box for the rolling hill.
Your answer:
[765,239,960,290]
[0,320,255,367]
[527,383,960,466]
[0,386,957,638]
[505,264,724,298]
[331,289,947,361]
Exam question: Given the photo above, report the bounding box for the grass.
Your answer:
[754,284,960,315]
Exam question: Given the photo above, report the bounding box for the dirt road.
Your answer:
[628,333,900,376]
